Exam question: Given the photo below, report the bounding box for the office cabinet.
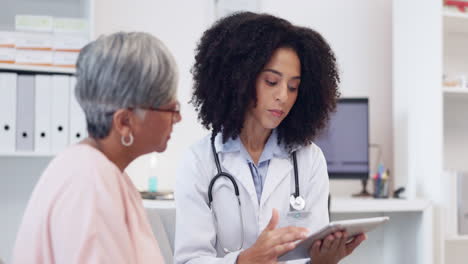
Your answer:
[0,0,93,262]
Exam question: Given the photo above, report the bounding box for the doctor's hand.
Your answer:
[308,231,366,264]
[237,208,308,264]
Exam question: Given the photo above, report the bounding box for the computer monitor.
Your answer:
[314,98,369,180]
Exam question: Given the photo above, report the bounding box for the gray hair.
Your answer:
[75,32,178,139]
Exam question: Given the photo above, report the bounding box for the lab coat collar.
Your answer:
[260,156,293,208]
[214,130,290,159]
[213,132,294,208]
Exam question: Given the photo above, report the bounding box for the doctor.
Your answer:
[175,12,366,264]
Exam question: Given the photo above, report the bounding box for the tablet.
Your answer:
[278,216,390,261]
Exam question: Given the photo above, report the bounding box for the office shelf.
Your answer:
[444,87,468,97]
[143,199,175,209]
[446,235,468,241]
[0,152,56,157]
[444,8,468,34]
[444,8,468,19]
[0,63,75,74]
[330,198,430,213]
[143,198,431,213]
[444,87,468,94]
[444,87,468,101]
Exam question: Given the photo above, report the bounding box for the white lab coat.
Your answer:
[174,134,330,264]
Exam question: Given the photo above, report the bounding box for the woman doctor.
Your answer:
[175,12,366,264]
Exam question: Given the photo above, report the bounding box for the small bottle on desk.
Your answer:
[148,174,158,193]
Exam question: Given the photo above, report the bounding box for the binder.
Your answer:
[51,75,70,152]
[69,76,87,144]
[16,74,35,151]
[34,74,52,152]
[0,73,17,152]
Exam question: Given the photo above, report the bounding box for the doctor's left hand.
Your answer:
[308,231,366,264]
[237,209,309,264]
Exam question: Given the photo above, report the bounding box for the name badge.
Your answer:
[285,210,312,227]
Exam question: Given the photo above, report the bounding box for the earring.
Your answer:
[121,133,134,147]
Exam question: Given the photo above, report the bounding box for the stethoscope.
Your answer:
[207,135,306,253]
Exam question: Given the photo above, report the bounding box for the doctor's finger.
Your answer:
[310,240,321,257]
[345,234,366,256]
[265,208,280,231]
[320,234,334,252]
[272,229,308,245]
[336,231,347,252]
[329,231,343,251]
[272,242,297,256]
[275,226,309,237]
[268,227,308,245]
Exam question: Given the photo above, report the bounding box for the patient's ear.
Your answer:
[112,109,135,137]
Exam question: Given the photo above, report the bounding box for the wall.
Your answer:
[94,0,212,190]
[94,0,394,197]
[392,0,442,200]
[393,0,442,262]
[260,0,393,196]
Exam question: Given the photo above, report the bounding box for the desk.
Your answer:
[143,198,433,264]
[329,198,433,264]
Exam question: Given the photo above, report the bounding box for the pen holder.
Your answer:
[373,177,389,198]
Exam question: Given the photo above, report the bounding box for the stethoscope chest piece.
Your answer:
[290,195,305,211]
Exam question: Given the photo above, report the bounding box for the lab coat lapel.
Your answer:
[221,152,259,208]
[260,157,292,207]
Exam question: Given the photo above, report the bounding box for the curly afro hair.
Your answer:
[191,12,340,150]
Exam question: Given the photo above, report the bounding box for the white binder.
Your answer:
[51,75,70,152]
[69,76,87,144]
[0,73,17,152]
[16,74,35,151]
[34,74,52,153]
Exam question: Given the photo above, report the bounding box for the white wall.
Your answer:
[260,0,393,196]
[94,0,212,190]
[94,0,394,197]
[392,1,442,262]
[393,0,442,199]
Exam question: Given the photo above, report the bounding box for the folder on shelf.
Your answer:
[15,50,53,66]
[69,76,87,144]
[0,48,16,64]
[15,15,53,32]
[51,75,70,152]
[53,18,89,35]
[34,74,52,153]
[16,74,35,151]
[0,31,16,47]
[52,34,88,51]
[0,73,17,152]
[53,51,79,68]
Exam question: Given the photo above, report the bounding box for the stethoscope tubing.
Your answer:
[207,133,302,253]
[208,134,300,205]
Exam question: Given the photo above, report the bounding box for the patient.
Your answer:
[12,32,180,264]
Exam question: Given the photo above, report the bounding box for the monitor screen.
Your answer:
[314,98,369,179]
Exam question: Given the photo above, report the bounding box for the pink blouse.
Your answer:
[12,144,164,264]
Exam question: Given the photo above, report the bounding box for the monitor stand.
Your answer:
[352,179,372,197]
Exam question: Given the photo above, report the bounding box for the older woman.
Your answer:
[12,32,180,264]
